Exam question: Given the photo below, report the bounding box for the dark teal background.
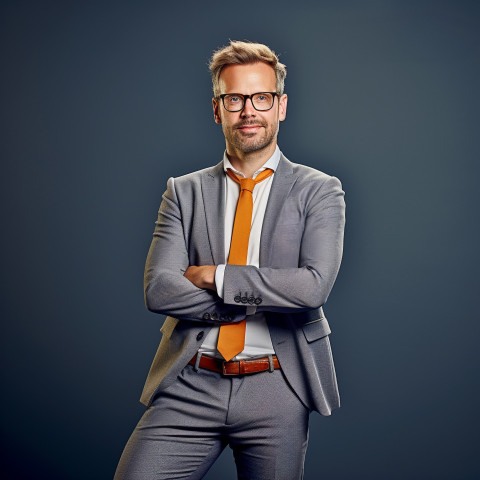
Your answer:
[1,1,479,479]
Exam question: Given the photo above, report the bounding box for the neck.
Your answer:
[226,141,277,178]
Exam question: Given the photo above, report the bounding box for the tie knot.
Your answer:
[239,178,256,193]
[226,168,274,193]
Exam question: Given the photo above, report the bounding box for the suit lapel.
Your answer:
[202,153,297,268]
[201,160,226,265]
[259,154,297,267]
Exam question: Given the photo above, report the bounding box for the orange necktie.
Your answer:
[216,167,274,361]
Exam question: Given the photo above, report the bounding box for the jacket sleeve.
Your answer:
[144,177,247,323]
[222,176,345,313]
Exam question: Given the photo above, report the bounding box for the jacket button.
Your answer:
[203,313,211,320]
[196,331,204,341]
[254,297,263,305]
[248,296,255,304]
[234,295,241,303]
[241,296,248,303]
[211,312,218,320]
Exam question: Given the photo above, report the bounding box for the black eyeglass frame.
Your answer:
[217,92,279,112]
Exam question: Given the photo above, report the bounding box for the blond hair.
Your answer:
[209,40,287,97]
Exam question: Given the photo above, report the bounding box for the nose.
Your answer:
[241,97,256,117]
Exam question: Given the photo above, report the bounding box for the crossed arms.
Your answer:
[144,174,345,323]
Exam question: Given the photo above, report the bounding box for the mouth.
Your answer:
[235,124,264,133]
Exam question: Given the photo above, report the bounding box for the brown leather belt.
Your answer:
[188,353,280,376]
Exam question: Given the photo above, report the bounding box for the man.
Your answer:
[114,40,345,480]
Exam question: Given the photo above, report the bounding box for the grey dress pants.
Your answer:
[114,361,310,480]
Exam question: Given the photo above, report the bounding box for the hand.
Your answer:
[184,265,217,291]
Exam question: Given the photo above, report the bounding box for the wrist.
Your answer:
[205,265,217,290]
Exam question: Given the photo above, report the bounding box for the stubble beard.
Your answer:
[223,120,279,154]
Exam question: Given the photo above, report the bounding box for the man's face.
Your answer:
[212,62,287,154]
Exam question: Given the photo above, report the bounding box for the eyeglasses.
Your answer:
[218,92,278,112]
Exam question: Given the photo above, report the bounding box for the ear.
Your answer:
[212,98,222,124]
[278,94,288,122]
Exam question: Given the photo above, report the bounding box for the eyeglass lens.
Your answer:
[223,93,274,112]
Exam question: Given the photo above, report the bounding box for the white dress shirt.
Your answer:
[197,146,282,360]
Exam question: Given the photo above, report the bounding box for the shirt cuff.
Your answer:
[215,264,226,298]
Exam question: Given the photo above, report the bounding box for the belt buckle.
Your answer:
[222,360,240,376]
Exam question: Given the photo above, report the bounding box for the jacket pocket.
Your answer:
[302,317,331,343]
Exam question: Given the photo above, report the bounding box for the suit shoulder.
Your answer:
[284,156,343,190]
[171,162,222,187]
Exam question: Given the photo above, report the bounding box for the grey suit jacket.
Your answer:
[140,153,346,415]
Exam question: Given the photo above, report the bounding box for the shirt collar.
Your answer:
[222,145,281,178]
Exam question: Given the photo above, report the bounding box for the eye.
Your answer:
[229,96,241,103]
